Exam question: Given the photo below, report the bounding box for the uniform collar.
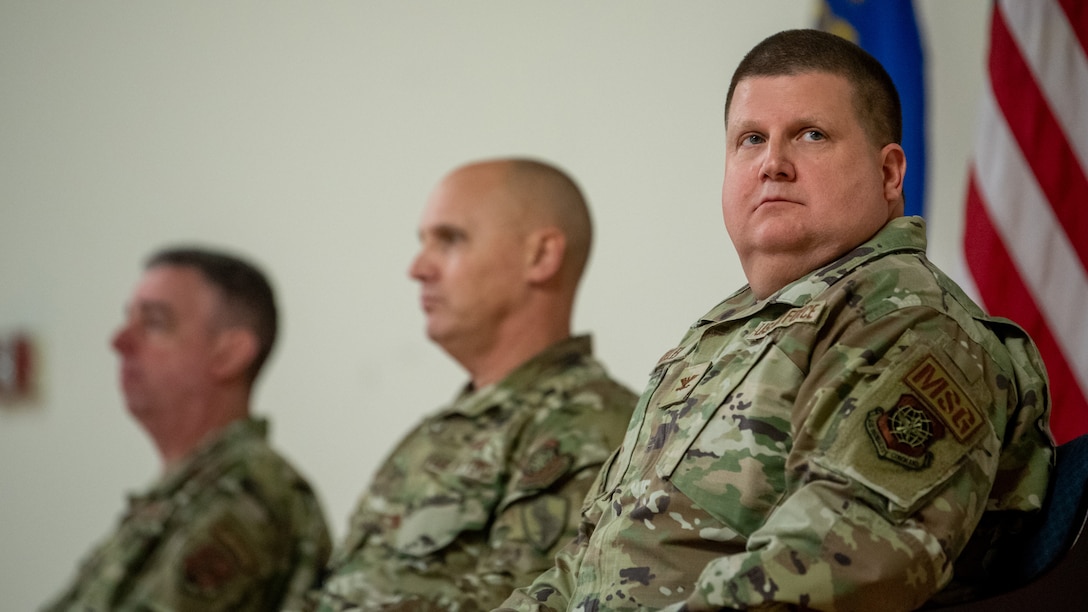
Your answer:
[444,335,593,418]
[138,416,267,501]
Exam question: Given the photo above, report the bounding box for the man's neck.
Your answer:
[743,249,842,300]
[464,326,570,390]
[148,395,250,472]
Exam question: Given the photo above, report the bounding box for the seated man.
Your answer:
[301,158,638,611]
[497,29,1054,612]
[45,247,331,611]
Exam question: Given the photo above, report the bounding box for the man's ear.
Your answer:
[210,328,258,382]
[525,227,566,284]
[881,143,907,209]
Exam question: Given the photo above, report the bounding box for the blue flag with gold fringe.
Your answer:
[818,0,927,218]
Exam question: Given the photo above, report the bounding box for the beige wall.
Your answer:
[0,1,989,608]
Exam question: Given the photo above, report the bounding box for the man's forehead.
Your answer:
[727,73,853,124]
[125,296,173,316]
[129,265,215,309]
[419,188,512,234]
[418,199,472,233]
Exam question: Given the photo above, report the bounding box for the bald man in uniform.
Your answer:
[296,158,637,611]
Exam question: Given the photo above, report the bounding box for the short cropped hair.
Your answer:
[147,247,278,382]
[724,29,902,148]
[506,158,593,286]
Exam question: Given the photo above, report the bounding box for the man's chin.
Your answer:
[425,322,464,353]
[123,398,153,420]
[424,322,445,344]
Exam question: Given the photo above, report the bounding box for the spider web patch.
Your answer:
[865,394,947,470]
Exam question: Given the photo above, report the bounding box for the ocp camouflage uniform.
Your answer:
[497,217,1054,612]
[301,335,637,611]
[44,417,332,612]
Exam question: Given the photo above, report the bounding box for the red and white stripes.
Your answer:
[965,0,1088,443]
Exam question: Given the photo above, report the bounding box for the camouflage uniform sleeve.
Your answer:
[451,389,630,611]
[130,469,329,612]
[134,487,298,611]
[663,310,1039,611]
[493,460,608,612]
[41,535,120,612]
[276,481,334,611]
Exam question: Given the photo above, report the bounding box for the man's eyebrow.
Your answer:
[130,300,174,319]
[728,116,826,132]
[425,223,467,241]
[727,119,761,132]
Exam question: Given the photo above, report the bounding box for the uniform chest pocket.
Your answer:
[68,500,174,606]
[583,351,683,503]
[392,455,503,557]
[662,340,796,536]
[653,360,714,410]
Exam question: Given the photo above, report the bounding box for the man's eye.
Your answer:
[437,231,466,247]
[430,226,465,245]
[141,310,173,330]
[144,316,168,329]
[804,130,826,141]
[743,134,765,146]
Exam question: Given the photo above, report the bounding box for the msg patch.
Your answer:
[863,353,984,470]
[816,338,989,509]
[903,355,983,442]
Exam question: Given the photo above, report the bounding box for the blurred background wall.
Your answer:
[0,1,989,608]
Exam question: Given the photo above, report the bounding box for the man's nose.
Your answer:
[111,324,134,354]
[760,140,796,181]
[408,249,433,282]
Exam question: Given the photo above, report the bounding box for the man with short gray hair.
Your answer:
[46,247,331,611]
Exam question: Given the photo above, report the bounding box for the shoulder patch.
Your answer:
[520,495,570,553]
[180,522,256,599]
[903,354,983,442]
[814,336,995,510]
[747,301,826,341]
[865,395,946,470]
[518,440,573,491]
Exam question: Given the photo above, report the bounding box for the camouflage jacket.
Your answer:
[497,217,1054,611]
[303,335,637,611]
[44,417,332,612]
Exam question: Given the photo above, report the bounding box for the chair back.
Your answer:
[930,433,1088,610]
[1013,432,1088,583]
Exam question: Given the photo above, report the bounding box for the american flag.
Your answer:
[964,0,1088,444]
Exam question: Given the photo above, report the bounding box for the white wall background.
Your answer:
[0,1,989,609]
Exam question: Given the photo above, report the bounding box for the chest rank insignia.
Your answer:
[866,394,947,470]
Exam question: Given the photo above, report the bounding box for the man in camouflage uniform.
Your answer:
[45,248,331,611]
[298,159,637,611]
[497,30,1054,611]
